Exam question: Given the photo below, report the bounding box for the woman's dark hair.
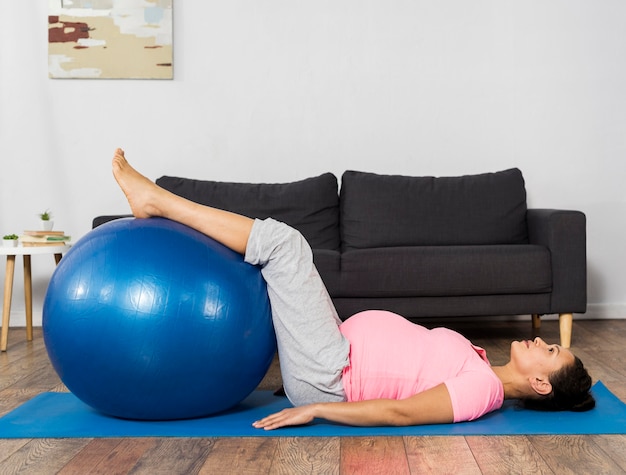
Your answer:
[523,356,596,412]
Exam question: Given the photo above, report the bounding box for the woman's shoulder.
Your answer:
[445,367,505,422]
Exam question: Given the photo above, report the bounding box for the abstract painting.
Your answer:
[48,0,173,79]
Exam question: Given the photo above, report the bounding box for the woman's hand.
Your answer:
[252,405,318,430]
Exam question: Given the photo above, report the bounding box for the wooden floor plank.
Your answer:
[340,437,409,474]
[75,438,158,474]
[198,437,278,474]
[0,438,30,466]
[0,346,51,392]
[0,438,91,475]
[0,388,42,417]
[57,439,124,474]
[569,319,625,351]
[272,437,340,475]
[130,438,215,474]
[589,435,626,473]
[466,436,555,474]
[528,435,625,474]
[404,436,482,474]
[7,363,62,392]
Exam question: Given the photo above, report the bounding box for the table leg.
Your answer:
[1,255,16,352]
[23,255,33,342]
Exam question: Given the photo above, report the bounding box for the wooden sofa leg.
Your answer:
[559,313,573,348]
[532,314,541,329]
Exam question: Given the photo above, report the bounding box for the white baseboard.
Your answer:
[580,303,626,320]
[6,303,626,328]
[7,311,40,328]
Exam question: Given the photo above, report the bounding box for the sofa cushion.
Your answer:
[336,245,551,298]
[340,169,528,249]
[156,173,340,250]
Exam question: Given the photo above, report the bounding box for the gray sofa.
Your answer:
[94,168,586,347]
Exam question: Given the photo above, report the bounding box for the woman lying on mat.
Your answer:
[112,148,595,430]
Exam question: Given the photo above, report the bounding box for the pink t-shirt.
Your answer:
[339,310,504,422]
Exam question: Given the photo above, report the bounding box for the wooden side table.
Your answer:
[1,244,71,351]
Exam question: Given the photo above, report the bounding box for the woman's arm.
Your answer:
[252,383,454,430]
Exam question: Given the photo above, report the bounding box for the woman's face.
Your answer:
[510,337,575,383]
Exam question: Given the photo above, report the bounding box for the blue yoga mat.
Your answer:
[0,382,624,438]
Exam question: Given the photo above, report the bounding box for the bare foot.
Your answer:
[112,148,164,219]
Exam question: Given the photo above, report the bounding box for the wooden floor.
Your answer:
[1,319,626,474]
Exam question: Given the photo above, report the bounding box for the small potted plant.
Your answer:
[2,234,19,247]
[39,209,54,231]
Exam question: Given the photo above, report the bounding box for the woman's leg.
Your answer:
[112,149,350,405]
[112,148,253,255]
[245,218,349,405]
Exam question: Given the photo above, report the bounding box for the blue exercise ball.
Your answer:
[43,217,276,420]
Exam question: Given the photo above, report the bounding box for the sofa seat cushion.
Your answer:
[336,245,551,298]
[156,173,340,250]
[340,169,528,250]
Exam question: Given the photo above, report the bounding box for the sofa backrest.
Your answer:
[156,173,341,250]
[340,168,528,250]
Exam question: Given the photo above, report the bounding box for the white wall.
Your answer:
[1,1,625,327]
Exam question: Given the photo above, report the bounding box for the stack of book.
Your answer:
[20,230,71,247]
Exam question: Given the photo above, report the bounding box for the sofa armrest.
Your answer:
[526,209,586,313]
[92,214,133,229]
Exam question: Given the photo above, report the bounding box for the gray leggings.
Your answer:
[245,218,350,406]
